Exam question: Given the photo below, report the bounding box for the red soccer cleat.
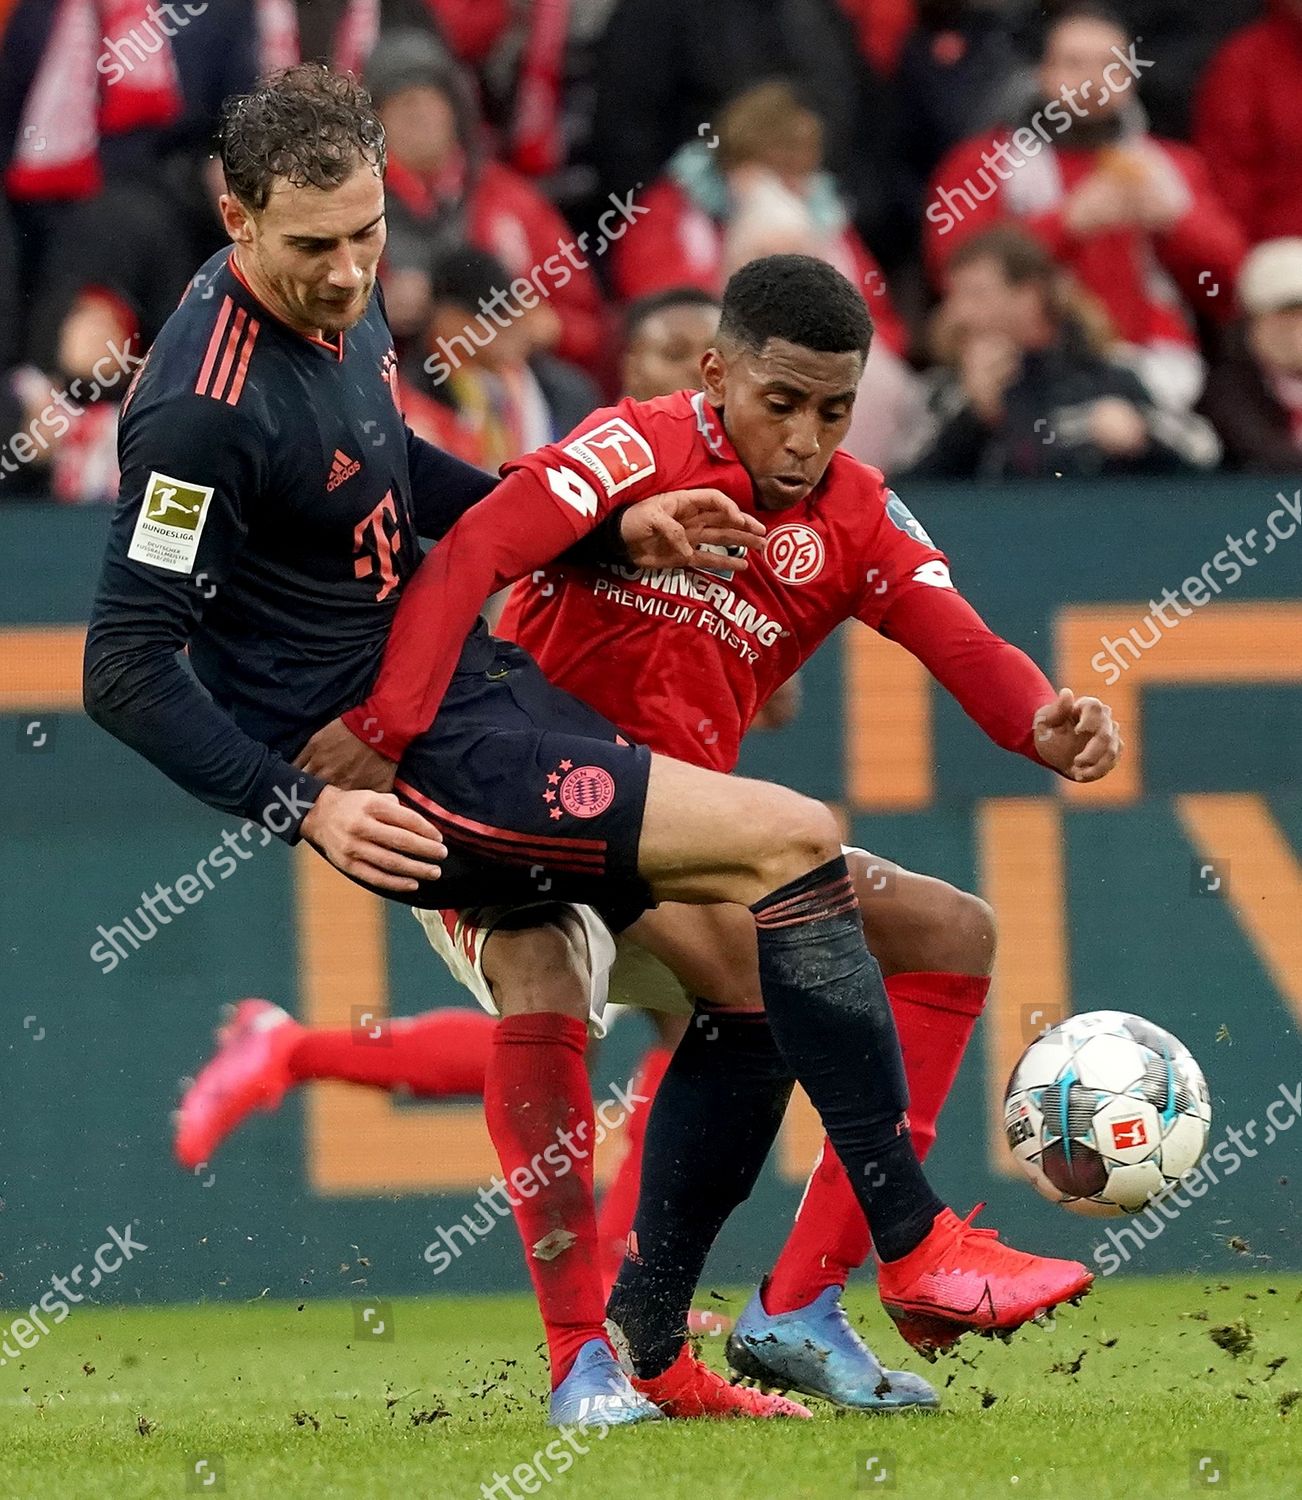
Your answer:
[877,1205,1093,1359]
[630,1344,812,1420]
[173,1000,300,1170]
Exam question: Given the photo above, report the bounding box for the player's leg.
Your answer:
[633,755,1091,1355]
[605,854,985,1407]
[467,905,664,1427]
[764,853,996,1313]
[731,854,995,1398]
[594,1009,685,1297]
[173,1002,498,1170]
[636,755,952,1267]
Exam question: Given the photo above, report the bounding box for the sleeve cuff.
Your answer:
[246,759,327,844]
[341,703,405,764]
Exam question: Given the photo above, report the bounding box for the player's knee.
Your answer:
[919,886,997,977]
[484,920,592,1022]
[749,788,842,893]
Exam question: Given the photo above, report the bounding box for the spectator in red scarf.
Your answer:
[1200,239,1302,472]
[1195,0,1302,247]
[367,28,607,379]
[925,3,1245,412]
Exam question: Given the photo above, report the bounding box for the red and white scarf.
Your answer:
[509,0,570,179]
[254,0,379,79]
[7,0,184,201]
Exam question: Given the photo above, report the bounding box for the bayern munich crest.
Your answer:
[559,765,616,818]
[765,523,825,585]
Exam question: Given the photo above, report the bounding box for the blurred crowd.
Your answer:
[3,0,1302,505]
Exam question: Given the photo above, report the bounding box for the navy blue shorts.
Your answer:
[385,635,652,922]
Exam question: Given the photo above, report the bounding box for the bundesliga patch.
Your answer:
[562,417,656,496]
[127,471,215,574]
[885,490,935,547]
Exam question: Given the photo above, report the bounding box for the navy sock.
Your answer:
[606,1003,793,1378]
[751,855,944,1263]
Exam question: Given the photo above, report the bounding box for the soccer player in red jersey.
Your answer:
[175,280,993,1409]
[295,255,1120,1414]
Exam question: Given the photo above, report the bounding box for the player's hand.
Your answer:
[300,785,446,893]
[620,488,765,574]
[1033,688,1124,782]
[295,716,396,792]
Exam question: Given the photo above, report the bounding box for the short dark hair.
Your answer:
[220,65,386,212]
[718,255,872,359]
[624,287,721,342]
[430,245,511,311]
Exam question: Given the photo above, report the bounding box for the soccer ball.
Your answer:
[1003,1010,1212,1217]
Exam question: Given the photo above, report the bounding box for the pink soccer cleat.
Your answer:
[630,1344,812,1420]
[173,999,301,1170]
[877,1204,1093,1359]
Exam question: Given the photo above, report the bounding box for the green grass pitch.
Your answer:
[1,1275,1298,1499]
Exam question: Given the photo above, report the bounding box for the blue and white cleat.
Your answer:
[548,1339,665,1429]
[726,1284,940,1413]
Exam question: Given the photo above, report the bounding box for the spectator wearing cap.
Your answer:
[1199,240,1302,472]
[903,226,1220,479]
[925,3,1245,413]
[368,29,607,378]
[1195,1,1302,246]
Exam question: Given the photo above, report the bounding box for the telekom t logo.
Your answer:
[353,490,402,601]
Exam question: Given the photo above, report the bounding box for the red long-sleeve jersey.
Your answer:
[346,391,1058,778]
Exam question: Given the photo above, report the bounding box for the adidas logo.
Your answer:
[327,448,361,491]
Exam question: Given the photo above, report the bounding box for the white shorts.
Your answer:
[413,904,691,1036]
[413,846,865,1033]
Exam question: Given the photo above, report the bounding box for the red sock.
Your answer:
[595,1044,674,1299]
[484,1012,608,1387]
[287,1009,496,1096]
[764,972,990,1314]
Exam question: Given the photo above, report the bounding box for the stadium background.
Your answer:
[1,0,1301,1314]
[3,477,1299,1305]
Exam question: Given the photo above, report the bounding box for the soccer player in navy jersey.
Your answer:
[89,67,1105,1429]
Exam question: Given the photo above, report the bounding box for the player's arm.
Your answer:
[860,494,1121,781]
[85,398,445,887]
[404,424,498,540]
[83,396,331,840]
[333,416,760,767]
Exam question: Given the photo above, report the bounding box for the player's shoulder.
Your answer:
[820,449,890,518]
[554,390,701,492]
[819,451,943,551]
[125,250,272,431]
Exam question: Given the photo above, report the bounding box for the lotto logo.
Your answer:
[563,417,656,496]
[1111,1117,1149,1150]
[765,523,825,585]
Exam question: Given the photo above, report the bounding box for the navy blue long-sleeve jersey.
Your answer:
[84,247,497,842]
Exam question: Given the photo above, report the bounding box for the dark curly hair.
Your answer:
[220,65,386,212]
[718,255,872,358]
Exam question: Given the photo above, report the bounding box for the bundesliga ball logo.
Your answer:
[765,523,825,585]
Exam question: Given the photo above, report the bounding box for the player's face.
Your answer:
[622,303,721,401]
[225,163,387,336]
[704,337,861,509]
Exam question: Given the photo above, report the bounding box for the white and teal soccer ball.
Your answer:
[1003,1011,1212,1217]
